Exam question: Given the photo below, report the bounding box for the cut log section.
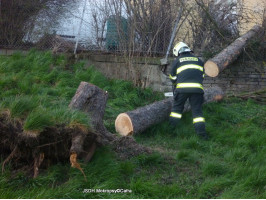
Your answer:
[115,86,224,136]
[204,25,264,77]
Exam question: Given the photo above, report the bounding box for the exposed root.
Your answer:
[2,146,18,174]
[70,153,87,181]
[84,142,97,163]
[36,140,64,148]
[33,153,45,178]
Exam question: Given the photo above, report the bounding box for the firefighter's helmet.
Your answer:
[173,42,191,56]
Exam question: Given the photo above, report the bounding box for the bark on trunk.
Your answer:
[69,82,151,159]
[204,25,264,77]
[115,86,224,136]
[69,82,114,146]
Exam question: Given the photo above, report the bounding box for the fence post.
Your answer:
[74,0,87,55]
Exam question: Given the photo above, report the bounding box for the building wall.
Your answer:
[203,61,266,93]
[238,0,265,34]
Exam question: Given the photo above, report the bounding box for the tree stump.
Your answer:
[68,82,151,159]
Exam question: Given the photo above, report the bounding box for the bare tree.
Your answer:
[88,0,178,56]
[0,0,77,48]
[88,0,110,50]
[123,0,174,55]
[182,0,264,58]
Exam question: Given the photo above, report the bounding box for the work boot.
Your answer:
[197,132,209,141]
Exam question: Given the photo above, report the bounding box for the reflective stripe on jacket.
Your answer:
[169,52,205,93]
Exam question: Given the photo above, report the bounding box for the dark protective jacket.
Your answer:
[169,52,205,93]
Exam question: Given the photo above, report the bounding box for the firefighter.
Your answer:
[169,42,209,140]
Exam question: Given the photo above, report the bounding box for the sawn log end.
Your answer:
[204,60,219,77]
[115,113,133,136]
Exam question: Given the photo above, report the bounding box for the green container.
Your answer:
[106,16,128,51]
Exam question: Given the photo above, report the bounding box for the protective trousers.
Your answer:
[169,93,206,135]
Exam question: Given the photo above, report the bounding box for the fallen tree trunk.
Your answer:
[115,86,224,136]
[204,25,264,77]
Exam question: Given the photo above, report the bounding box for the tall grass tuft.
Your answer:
[23,108,55,131]
[10,96,39,118]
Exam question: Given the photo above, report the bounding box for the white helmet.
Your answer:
[173,42,192,56]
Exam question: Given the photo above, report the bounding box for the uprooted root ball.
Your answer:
[0,112,97,177]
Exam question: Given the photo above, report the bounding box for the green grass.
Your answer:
[0,50,266,198]
[0,50,162,133]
